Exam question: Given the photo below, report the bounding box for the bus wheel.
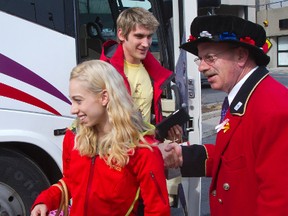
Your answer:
[0,148,50,215]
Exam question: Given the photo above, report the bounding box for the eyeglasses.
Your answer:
[194,47,237,66]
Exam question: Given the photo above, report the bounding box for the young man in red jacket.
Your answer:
[100,7,182,141]
[164,15,288,216]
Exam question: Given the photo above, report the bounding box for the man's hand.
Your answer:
[158,142,183,168]
[167,125,183,143]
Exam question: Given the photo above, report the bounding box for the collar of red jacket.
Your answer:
[102,40,173,87]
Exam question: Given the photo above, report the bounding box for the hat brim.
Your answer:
[180,38,270,66]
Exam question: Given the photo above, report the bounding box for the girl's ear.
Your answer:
[101,90,109,106]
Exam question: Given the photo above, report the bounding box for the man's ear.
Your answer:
[101,90,109,106]
[117,28,125,42]
[237,47,249,66]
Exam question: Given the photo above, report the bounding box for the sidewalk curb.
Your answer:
[202,110,220,120]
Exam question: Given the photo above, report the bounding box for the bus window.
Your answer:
[0,0,75,36]
[78,0,117,61]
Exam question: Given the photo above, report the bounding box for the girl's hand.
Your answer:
[31,204,48,216]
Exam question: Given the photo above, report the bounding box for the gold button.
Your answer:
[218,198,223,203]
[211,190,216,196]
[223,183,230,191]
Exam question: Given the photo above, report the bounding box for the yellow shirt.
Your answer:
[124,61,153,122]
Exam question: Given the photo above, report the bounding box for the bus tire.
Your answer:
[0,148,50,215]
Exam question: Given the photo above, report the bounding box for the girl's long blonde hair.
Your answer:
[70,60,154,168]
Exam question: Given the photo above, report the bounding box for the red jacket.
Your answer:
[32,129,170,216]
[100,40,173,124]
[181,67,288,216]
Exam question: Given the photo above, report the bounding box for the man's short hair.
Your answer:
[117,7,159,40]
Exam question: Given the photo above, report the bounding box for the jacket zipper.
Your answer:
[150,171,166,204]
[84,156,96,215]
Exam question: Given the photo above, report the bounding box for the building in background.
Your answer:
[257,0,288,67]
[198,0,288,68]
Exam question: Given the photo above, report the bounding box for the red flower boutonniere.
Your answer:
[188,35,196,42]
[240,37,255,46]
[262,41,269,54]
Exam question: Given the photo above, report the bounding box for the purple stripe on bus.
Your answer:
[0,53,71,105]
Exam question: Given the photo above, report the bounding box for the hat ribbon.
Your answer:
[187,31,268,54]
[240,36,256,46]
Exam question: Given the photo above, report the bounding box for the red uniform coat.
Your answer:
[181,67,288,216]
[32,129,170,216]
[100,40,173,124]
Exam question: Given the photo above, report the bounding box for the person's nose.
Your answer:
[70,103,79,115]
[198,59,210,72]
[141,37,151,48]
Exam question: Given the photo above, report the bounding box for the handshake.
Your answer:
[155,107,190,169]
[158,141,186,169]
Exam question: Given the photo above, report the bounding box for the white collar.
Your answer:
[227,66,258,105]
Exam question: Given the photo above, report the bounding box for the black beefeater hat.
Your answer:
[180,15,270,66]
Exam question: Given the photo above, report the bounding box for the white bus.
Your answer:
[0,0,207,215]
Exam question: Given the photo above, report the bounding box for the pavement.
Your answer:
[202,102,222,138]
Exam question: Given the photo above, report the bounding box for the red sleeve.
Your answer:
[31,129,74,211]
[62,129,75,179]
[131,146,170,216]
[31,182,62,211]
[203,144,215,177]
[254,107,288,215]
